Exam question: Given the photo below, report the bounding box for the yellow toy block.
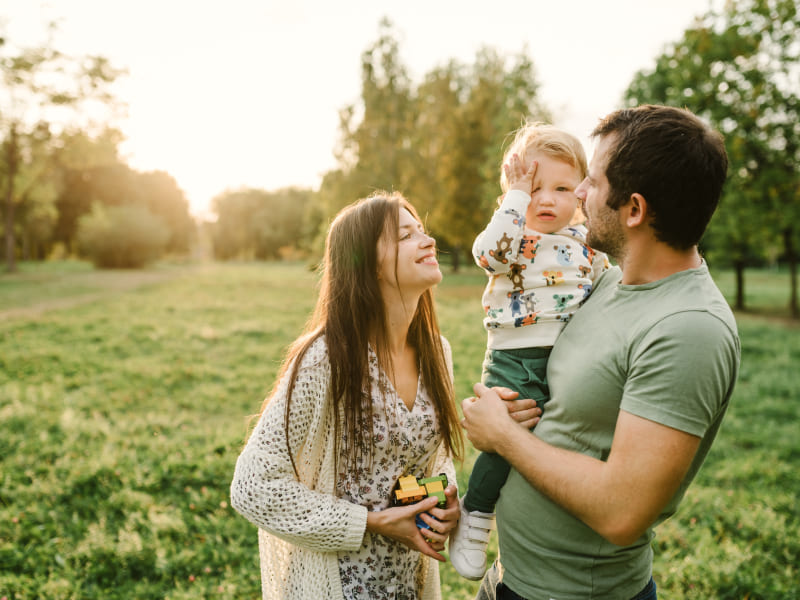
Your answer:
[398,475,420,490]
[396,486,426,503]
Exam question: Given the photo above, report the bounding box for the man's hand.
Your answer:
[461,383,534,453]
[504,153,537,194]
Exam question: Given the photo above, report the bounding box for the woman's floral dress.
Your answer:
[336,349,441,600]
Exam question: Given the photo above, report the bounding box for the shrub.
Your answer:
[77,204,169,268]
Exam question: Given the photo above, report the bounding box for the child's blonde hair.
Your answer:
[499,122,588,193]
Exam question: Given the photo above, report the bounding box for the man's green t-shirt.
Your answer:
[496,263,740,600]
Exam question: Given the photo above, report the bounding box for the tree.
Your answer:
[325,19,549,272]
[329,17,416,211]
[404,60,464,242]
[410,48,548,270]
[53,147,195,260]
[2,121,59,261]
[51,127,123,254]
[0,23,121,272]
[210,187,316,260]
[135,171,196,254]
[625,0,800,315]
[77,203,168,268]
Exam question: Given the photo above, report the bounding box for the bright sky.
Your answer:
[5,0,719,218]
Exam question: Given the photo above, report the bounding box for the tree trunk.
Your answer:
[451,244,461,273]
[4,125,19,273]
[734,259,745,311]
[4,179,16,273]
[784,226,798,319]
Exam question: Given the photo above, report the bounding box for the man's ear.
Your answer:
[624,193,648,228]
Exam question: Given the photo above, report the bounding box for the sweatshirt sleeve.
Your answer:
[590,246,611,283]
[472,190,530,274]
[230,341,368,552]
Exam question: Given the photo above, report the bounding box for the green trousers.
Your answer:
[463,346,551,513]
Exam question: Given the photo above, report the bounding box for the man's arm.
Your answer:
[461,383,701,546]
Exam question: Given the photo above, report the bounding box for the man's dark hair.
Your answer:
[592,105,728,250]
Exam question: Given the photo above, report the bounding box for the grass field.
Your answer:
[1,260,798,599]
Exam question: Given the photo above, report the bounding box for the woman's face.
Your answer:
[377,207,441,296]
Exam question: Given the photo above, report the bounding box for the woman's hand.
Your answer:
[416,484,459,554]
[366,491,453,561]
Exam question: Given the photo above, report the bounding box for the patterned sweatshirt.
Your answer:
[472,189,609,350]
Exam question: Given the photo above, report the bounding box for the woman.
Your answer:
[230,191,463,599]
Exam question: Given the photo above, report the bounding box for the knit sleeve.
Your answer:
[230,339,368,553]
[441,335,454,389]
[472,190,530,274]
[430,445,457,495]
[430,336,458,489]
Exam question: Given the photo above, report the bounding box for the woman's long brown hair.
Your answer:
[257,191,462,480]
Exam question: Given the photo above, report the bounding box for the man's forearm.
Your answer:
[493,425,633,543]
[463,390,700,546]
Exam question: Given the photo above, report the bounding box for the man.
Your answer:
[459,105,740,600]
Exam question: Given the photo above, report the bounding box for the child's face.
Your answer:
[523,152,582,234]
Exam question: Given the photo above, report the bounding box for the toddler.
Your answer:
[449,123,609,580]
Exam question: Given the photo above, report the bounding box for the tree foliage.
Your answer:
[54,149,195,258]
[326,18,416,217]
[624,0,800,315]
[410,48,548,269]
[321,19,548,271]
[0,23,123,271]
[76,203,169,268]
[0,24,194,270]
[210,187,318,260]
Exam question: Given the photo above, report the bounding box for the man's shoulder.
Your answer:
[660,267,738,334]
[589,265,622,292]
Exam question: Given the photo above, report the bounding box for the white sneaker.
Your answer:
[448,497,496,580]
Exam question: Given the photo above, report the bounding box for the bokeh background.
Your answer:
[1,1,798,598]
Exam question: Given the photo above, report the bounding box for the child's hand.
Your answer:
[477,386,541,429]
[504,153,537,194]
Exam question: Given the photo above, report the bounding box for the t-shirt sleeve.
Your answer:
[620,310,739,437]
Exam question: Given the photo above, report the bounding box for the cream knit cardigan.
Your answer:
[230,335,457,600]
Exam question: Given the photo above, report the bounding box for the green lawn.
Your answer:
[1,261,797,599]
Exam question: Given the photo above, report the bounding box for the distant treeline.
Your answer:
[3,3,798,315]
[213,4,800,316]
